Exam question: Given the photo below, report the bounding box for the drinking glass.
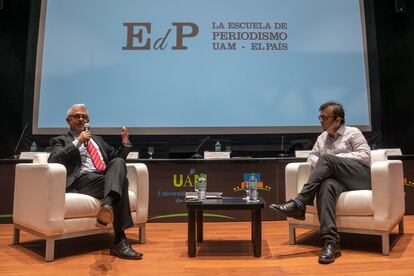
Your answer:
[195,173,207,201]
[148,146,154,159]
[248,181,259,202]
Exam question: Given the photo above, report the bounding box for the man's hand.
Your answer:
[121,127,130,145]
[77,130,91,144]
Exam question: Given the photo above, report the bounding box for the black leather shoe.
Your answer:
[110,238,143,260]
[96,204,113,227]
[318,241,341,264]
[269,200,306,220]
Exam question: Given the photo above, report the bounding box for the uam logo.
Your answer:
[173,168,206,188]
[233,173,272,193]
[123,22,199,51]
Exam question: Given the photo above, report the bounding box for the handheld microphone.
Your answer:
[191,136,210,159]
[83,123,90,147]
[12,121,30,159]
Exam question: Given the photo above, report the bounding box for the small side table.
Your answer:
[186,197,265,257]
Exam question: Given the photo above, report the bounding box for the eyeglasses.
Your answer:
[318,115,336,121]
[69,113,89,121]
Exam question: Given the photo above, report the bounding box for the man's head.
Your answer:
[318,101,345,132]
[66,104,89,133]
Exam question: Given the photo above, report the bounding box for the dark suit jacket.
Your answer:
[48,132,131,189]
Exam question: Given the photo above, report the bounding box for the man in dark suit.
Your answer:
[48,103,142,260]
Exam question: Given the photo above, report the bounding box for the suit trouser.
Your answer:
[69,157,133,233]
[296,154,371,242]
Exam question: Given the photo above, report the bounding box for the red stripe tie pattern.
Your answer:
[87,141,106,171]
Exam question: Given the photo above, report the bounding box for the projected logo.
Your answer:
[122,22,199,51]
[233,173,272,193]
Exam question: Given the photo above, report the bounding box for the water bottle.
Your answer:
[30,141,38,152]
[215,141,221,152]
[248,173,258,202]
[196,173,207,201]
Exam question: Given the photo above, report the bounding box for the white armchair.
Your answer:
[285,150,405,255]
[12,153,149,261]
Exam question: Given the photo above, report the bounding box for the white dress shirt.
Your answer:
[307,125,371,167]
[70,131,105,173]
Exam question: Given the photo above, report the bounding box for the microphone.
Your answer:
[12,122,30,159]
[191,136,210,159]
[83,123,90,147]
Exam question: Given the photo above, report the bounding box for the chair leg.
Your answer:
[12,226,20,245]
[138,224,146,244]
[381,233,390,256]
[398,219,404,235]
[289,224,296,245]
[45,239,55,262]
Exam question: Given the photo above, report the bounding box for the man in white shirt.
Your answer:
[270,101,371,264]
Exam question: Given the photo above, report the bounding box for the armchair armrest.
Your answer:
[13,163,67,236]
[127,163,149,223]
[371,160,404,224]
[285,162,312,199]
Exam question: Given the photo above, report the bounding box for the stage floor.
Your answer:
[1,217,414,275]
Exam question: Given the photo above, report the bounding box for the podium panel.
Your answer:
[142,158,295,222]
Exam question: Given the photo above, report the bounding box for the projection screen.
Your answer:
[33,0,371,135]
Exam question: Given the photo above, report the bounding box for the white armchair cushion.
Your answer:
[64,193,100,219]
[64,191,137,219]
[306,190,373,216]
[336,190,373,215]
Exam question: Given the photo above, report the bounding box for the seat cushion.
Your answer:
[307,190,373,216]
[64,191,137,219]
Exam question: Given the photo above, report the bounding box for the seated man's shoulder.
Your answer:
[344,126,363,134]
[50,134,71,141]
[318,131,328,139]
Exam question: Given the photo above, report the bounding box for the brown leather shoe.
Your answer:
[110,238,143,260]
[96,204,113,227]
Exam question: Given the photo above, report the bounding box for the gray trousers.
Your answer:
[70,157,133,233]
[296,154,371,242]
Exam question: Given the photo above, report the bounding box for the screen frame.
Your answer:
[27,0,375,136]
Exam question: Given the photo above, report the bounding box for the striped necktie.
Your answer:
[87,140,106,171]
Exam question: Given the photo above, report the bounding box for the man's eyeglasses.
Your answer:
[318,115,336,121]
[69,114,89,121]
